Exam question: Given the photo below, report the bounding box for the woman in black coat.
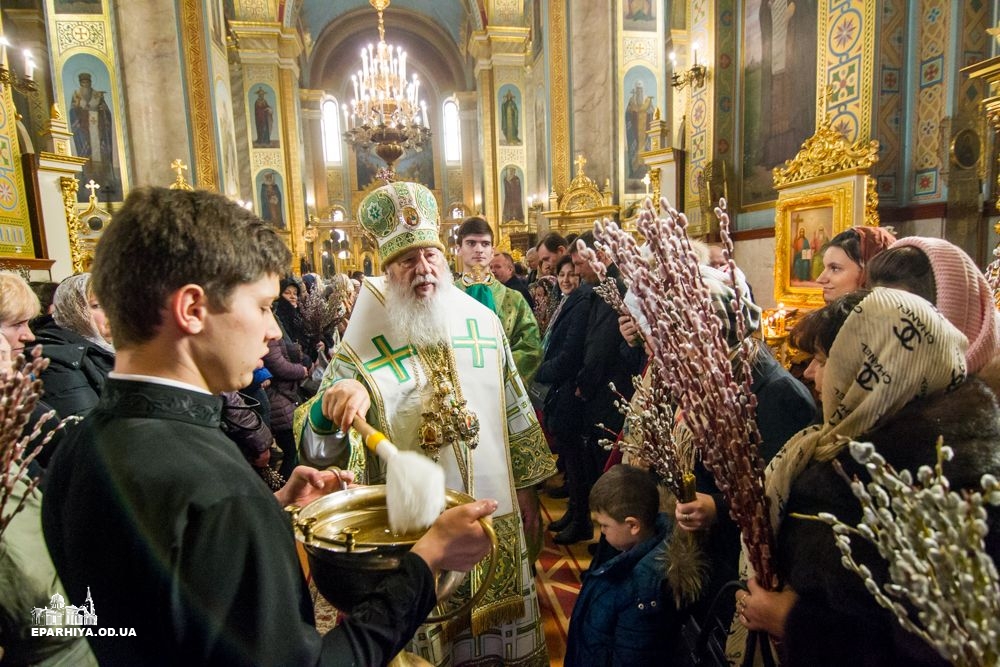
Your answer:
[534,255,593,543]
[31,273,114,422]
[737,288,998,666]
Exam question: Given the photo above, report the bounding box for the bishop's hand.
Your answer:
[322,379,372,433]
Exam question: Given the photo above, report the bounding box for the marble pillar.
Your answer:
[568,0,614,190]
[113,0,192,188]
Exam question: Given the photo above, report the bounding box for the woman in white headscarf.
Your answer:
[31,273,114,418]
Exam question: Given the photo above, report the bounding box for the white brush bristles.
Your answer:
[383,446,446,534]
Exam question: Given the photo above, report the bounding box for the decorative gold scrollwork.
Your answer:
[60,176,92,273]
[772,122,880,188]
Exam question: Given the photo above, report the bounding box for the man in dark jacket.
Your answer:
[41,187,496,667]
[551,233,645,544]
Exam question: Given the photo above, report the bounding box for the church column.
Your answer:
[455,90,480,213]
[114,0,200,188]
[568,0,614,194]
[300,89,326,215]
[471,2,530,245]
[230,20,306,272]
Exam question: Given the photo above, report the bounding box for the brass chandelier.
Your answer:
[343,0,430,177]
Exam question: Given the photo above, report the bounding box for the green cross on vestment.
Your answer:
[452,319,498,368]
[363,335,414,383]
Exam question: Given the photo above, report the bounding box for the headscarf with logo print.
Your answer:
[762,286,967,535]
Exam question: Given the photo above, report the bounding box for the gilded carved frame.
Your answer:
[773,181,854,309]
[771,121,880,309]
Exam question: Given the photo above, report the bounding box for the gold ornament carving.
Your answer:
[865,173,880,228]
[772,121,880,188]
[548,0,570,194]
[649,167,661,206]
[180,0,219,191]
[60,176,91,274]
[55,21,106,53]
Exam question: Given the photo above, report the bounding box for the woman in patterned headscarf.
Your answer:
[733,287,1000,666]
[31,273,114,420]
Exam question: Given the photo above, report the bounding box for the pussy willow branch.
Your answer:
[595,197,776,588]
[792,439,1000,667]
[0,348,59,541]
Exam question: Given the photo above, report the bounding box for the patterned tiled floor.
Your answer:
[536,488,595,666]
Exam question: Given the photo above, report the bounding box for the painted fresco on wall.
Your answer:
[249,84,279,148]
[62,54,122,202]
[208,0,225,49]
[498,85,522,146]
[256,169,286,229]
[54,0,102,13]
[215,78,239,197]
[501,165,525,224]
[624,0,656,31]
[740,0,818,207]
[624,66,656,191]
[356,144,435,190]
[0,79,33,254]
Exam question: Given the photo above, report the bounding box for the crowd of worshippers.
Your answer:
[0,185,998,667]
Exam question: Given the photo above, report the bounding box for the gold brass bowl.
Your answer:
[288,485,497,623]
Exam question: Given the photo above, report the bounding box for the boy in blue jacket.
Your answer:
[565,464,673,665]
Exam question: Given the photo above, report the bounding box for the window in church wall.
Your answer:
[443,98,461,163]
[322,98,342,164]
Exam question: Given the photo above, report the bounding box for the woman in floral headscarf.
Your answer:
[31,273,114,420]
[529,275,560,334]
[733,287,1000,666]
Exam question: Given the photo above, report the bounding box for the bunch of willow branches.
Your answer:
[0,348,59,542]
[794,438,1000,667]
[299,279,349,341]
[593,197,776,588]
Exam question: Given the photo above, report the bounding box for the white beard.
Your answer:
[384,270,454,347]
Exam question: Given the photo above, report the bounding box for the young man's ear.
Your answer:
[624,516,642,536]
[170,284,209,335]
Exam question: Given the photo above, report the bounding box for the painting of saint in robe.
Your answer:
[624,68,655,185]
[502,166,524,223]
[64,55,123,202]
[499,86,521,146]
[258,170,285,229]
[250,85,279,148]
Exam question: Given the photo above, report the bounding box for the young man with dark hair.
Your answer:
[565,464,671,665]
[456,215,542,382]
[42,187,496,666]
[536,232,568,277]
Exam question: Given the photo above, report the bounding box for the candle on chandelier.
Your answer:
[23,50,33,81]
[0,37,8,65]
[420,100,428,127]
[692,41,699,67]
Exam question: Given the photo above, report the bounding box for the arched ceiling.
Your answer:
[297,0,479,47]
[306,4,473,104]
